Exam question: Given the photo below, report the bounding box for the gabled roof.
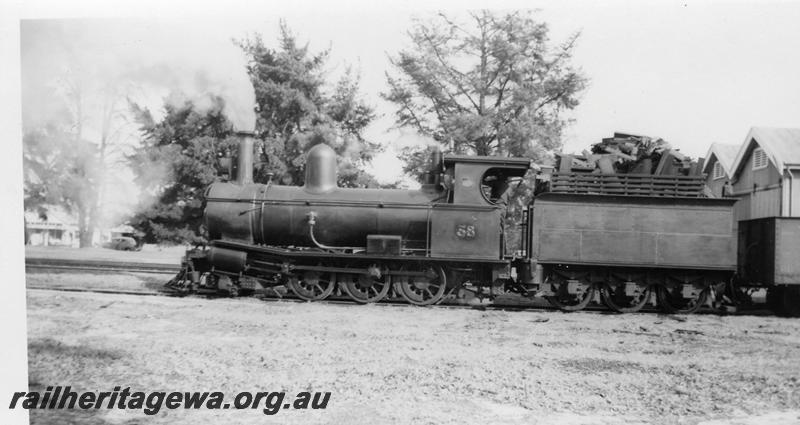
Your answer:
[731,127,800,176]
[702,143,739,178]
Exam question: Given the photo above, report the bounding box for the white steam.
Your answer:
[21,18,258,228]
[22,18,257,132]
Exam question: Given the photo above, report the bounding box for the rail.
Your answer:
[25,258,180,274]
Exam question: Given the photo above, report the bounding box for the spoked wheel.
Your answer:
[396,265,447,306]
[656,285,708,314]
[341,272,391,304]
[287,269,336,301]
[601,283,652,313]
[546,281,596,312]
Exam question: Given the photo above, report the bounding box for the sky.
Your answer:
[10,0,800,215]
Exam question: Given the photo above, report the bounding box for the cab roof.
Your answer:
[443,155,532,177]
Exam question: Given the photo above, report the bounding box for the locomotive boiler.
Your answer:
[205,133,443,251]
[167,132,800,316]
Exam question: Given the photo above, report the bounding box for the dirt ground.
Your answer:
[24,273,800,425]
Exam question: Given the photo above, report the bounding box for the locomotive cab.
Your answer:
[429,156,531,260]
[443,155,531,206]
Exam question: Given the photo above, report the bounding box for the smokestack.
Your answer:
[430,148,443,174]
[235,131,255,185]
[429,147,443,185]
[421,147,444,190]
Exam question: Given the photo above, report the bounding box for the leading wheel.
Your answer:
[601,283,652,313]
[656,285,708,314]
[396,265,447,306]
[341,273,391,304]
[287,270,336,301]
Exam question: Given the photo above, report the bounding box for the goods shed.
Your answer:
[729,127,800,220]
[702,143,739,198]
[730,127,800,287]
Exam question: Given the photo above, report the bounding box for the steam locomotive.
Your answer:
[167,132,800,316]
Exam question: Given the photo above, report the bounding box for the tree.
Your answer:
[22,40,133,247]
[384,10,587,176]
[128,24,383,244]
[23,119,101,247]
[384,11,587,252]
[238,22,380,188]
[128,94,237,244]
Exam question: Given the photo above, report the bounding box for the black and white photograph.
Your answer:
[1,1,800,424]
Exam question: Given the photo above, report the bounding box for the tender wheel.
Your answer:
[396,265,447,306]
[601,283,652,313]
[341,272,391,304]
[287,270,336,301]
[546,281,595,312]
[656,285,708,314]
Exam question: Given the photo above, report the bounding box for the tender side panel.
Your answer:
[531,194,737,270]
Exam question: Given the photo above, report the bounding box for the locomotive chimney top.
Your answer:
[235,131,256,185]
[304,144,337,193]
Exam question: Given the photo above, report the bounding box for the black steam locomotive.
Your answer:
[167,133,800,316]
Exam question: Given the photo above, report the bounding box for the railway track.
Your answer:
[24,259,553,310]
[25,285,566,313]
[25,258,773,315]
[33,285,774,317]
[25,258,180,274]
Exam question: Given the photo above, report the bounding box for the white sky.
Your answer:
[12,1,800,186]
[209,2,800,169]
[11,0,800,223]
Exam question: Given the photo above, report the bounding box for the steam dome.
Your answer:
[304,144,337,193]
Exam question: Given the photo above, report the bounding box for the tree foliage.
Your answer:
[384,10,587,174]
[128,95,237,244]
[23,118,101,246]
[239,22,379,188]
[128,24,382,244]
[384,10,587,233]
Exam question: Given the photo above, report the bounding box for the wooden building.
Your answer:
[729,127,800,221]
[24,210,78,247]
[702,143,739,198]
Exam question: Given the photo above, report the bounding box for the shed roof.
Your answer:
[731,127,800,176]
[702,143,739,178]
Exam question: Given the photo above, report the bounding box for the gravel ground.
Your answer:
[25,282,800,425]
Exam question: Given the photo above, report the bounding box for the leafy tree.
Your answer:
[128,94,237,244]
[23,119,101,247]
[383,10,587,252]
[384,10,587,175]
[129,24,382,244]
[238,22,380,188]
[23,47,132,248]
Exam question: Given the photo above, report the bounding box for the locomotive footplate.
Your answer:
[211,240,510,264]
